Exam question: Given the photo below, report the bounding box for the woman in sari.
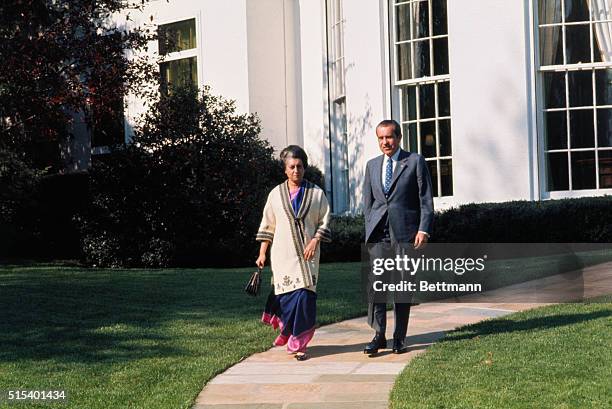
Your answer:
[255,145,331,361]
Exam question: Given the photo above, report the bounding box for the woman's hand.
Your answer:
[255,254,266,269]
[303,238,319,261]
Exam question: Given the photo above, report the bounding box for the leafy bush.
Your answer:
[77,86,324,267]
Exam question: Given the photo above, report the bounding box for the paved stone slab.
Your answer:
[194,405,282,409]
[286,402,387,409]
[315,374,397,383]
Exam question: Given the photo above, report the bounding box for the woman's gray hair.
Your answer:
[280,145,308,169]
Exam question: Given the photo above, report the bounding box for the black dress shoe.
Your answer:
[363,333,387,354]
[392,338,408,354]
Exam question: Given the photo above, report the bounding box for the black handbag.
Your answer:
[244,268,262,296]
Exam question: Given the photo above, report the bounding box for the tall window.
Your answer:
[158,18,198,93]
[538,0,612,191]
[327,0,350,212]
[391,0,452,197]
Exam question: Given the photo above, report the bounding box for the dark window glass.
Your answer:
[538,0,562,24]
[419,83,435,119]
[420,121,436,158]
[599,150,612,188]
[543,71,566,108]
[547,152,569,190]
[438,119,452,156]
[564,0,590,22]
[571,150,596,189]
[597,108,612,148]
[413,40,430,78]
[545,111,567,149]
[539,26,563,66]
[411,1,429,39]
[440,159,453,196]
[158,18,196,55]
[566,24,591,64]
[433,37,449,76]
[160,57,198,93]
[568,70,593,107]
[407,123,418,152]
[569,109,595,148]
[595,69,612,105]
[427,160,438,196]
[402,86,417,121]
[432,0,448,36]
[397,43,412,80]
[396,3,410,42]
[438,81,450,116]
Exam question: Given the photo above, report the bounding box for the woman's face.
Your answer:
[284,157,305,184]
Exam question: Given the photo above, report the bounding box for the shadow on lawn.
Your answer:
[442,308,612,342]
[0,267,268,364]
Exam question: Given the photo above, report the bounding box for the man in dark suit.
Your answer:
[363,119,434,354]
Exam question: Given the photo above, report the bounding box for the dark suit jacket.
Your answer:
[363,149,434,243]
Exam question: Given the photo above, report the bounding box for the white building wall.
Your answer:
[124,0,251,134]
[445,0,536,207]
[342,0,389,213]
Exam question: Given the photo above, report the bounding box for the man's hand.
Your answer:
[414,232,429,250]
[303,238,319,261]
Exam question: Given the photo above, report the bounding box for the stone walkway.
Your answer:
[193,262,611,409]
[193,302,538,409]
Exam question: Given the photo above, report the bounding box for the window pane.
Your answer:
[432,0,448,35]
[433,37,449,76]
[419,83,435,119]
[547,152,569,190]
[545,111,568,149]
[413,40,430,78]
[592,3,612,20]
[397,43,412,80]
[405,123,419,152]
[396,3,411,42]
[599,150,612,188]
[158,18,197,55]
[440,159,453,196]
[160,57,198,92]
[571,150,596,189]
[595,69,612,105]
[566,24,591,64]
[539,26,563,66]
[568,70,593,107]
[598,108,612,147]
[427,160,439,196]
[594,24,612,63]
[438,119,452,156]
[570,109,595,148]
[411,1,429,39]
[402,86,417,121]
[438,81,450,116]
[543,71,566,108]
[420,121,436,158]
[564,0,590,23]
[538,0,562,24]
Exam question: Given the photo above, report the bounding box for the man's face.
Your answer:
[376,125,401,156]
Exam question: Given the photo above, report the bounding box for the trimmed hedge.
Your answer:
[320,196,612,262]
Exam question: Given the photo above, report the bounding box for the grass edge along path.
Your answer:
[390,297,612,409]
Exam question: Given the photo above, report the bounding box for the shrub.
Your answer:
[77,85,324,267]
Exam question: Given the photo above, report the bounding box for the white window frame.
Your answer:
[389,0,453,198]
[534,0,612,198]
[157,15,202,91]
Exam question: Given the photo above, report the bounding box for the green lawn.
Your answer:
[0,262,364,409]
[390,298,612,409]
